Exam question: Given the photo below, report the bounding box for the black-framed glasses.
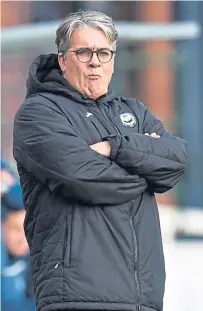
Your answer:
[68,48,115,63]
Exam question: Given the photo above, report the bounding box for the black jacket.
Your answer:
[13,54,187,311]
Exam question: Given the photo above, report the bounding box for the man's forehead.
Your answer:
[73,44,111,50]
[70,28,112,49]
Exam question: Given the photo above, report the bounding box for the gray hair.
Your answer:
[55,10,118,54]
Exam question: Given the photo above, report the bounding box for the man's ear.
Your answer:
[58,53,66,74]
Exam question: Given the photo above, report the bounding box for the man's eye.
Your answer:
[78,49,90,55]
[100,50,109,55]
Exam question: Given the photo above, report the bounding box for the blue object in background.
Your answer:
[178,2,203,208]
[1,237,36,311]
[1,157,36,311]
[1,158,24,218]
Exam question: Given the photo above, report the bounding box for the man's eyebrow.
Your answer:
[74,46,110,50]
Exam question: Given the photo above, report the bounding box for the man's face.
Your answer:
[3,210,29,257]
[58,27,115,100]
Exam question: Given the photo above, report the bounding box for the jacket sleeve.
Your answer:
[106,101,188,193]
[13,99,147,206]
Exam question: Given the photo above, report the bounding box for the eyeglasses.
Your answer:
[67,48,115,63]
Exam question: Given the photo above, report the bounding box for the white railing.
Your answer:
[2,20,201,54]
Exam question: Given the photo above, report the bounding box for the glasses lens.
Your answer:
[98,49,112,63]
[77,49,92,62]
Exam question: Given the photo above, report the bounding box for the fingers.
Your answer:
[90,142,110,157]
[145,132,160,138]
[150,132,160,138]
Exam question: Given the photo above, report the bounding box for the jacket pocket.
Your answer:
[63,209,73,267]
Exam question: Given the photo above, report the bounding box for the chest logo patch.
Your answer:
[120,113,136,127]
[85,112,93,117]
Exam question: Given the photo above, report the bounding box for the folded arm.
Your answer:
[104,102,188,193]
[13,98,147,206]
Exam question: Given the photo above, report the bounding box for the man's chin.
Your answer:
[85,85,106,100]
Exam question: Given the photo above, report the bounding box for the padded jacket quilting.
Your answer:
[13,54,187,311]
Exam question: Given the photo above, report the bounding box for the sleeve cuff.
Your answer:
[103,135,121,161]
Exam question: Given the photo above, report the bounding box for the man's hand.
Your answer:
[90,134,160,157]
[90,141,111,157]
[145,132,160,138]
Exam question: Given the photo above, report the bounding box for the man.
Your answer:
[13,10,187,311]
[1,158,36,311]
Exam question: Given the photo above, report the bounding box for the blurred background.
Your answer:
[1,1,203,311]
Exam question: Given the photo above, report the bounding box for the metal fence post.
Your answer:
[178,1,203,208]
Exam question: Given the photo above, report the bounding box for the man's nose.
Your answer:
[89,52,100,67]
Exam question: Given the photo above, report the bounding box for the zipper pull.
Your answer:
[54,261,63,269]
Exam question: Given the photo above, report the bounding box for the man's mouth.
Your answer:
[87,75,101,80]
[87,74,101,77]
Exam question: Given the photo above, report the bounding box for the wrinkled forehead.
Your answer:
[69,27,112,50]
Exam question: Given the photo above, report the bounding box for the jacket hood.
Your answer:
[26,53,116,104]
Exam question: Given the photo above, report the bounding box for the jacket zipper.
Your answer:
[98,100,141,309]
[129,216,141,310]
[54,212,70,269]
[54,260,63,269]
[96,100,121,135]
